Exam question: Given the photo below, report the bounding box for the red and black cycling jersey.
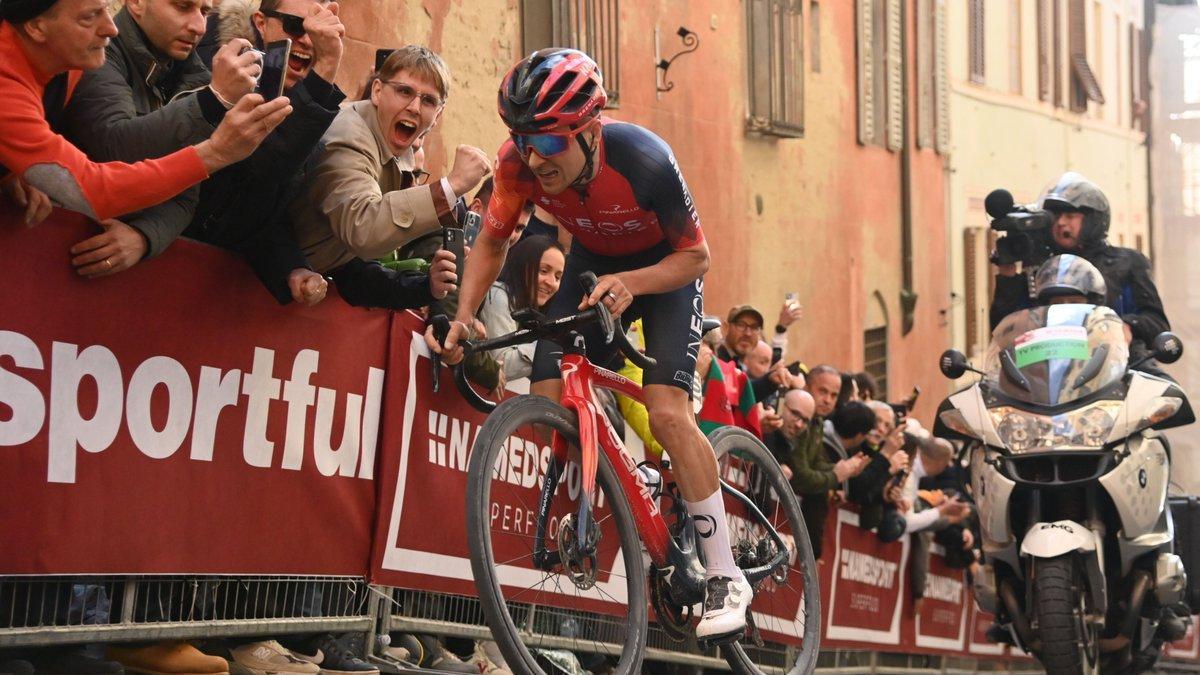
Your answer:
[485,118,704,256]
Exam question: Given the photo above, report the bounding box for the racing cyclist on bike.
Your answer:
[427,48,752,642]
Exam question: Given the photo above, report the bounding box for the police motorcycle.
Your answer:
[935,255,1194,674]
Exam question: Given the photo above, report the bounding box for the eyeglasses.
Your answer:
[379,80,443,112]
[510,124,591,159]
[730,321,762,333]
[411,169,430,186]
[261,9,305,38]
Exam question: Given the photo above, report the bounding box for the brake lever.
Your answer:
[578,271,616,345]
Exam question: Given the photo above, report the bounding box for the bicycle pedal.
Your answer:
[696,630,743,652]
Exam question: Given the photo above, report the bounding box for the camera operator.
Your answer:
[989,172,1169,362]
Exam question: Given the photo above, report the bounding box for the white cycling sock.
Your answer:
[685,489,743,580]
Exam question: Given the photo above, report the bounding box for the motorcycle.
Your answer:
[934,302,1194,674]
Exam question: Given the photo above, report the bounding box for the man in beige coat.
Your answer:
[291,45,489,307]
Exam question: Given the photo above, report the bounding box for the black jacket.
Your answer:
[990,241,1170,353]
[848,445,893,531]
[185,72,345,303]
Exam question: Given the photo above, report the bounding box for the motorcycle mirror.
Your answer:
[939,349,977,380]
[1153,332,1184,365]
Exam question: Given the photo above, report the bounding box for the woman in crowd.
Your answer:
[477,234,565,381]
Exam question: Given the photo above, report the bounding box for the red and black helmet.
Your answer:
[498,48,607,134]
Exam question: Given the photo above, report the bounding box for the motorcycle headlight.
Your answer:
[988,401,1122,453]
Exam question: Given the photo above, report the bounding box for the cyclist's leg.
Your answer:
[639,278,752,639]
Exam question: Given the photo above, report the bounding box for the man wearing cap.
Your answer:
[0,0,291,232]
[719,302,802,403]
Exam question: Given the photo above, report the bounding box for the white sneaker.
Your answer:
[230,640,320,674]
[695,575,753,641]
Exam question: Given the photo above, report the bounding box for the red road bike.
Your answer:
[438,273,820,674]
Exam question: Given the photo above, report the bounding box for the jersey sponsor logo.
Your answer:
[673,370,694,388]
[597,202,639,216]
[560,215,649,236]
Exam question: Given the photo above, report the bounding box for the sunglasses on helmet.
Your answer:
[262,9,306,38]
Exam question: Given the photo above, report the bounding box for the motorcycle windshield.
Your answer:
[985,304,1129,407]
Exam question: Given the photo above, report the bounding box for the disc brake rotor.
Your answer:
[557,514,599,590]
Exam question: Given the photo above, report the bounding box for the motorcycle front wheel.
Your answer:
[1034,554,1099,675]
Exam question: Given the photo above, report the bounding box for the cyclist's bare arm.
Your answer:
[581,240,710,314]
[424,228,508,363]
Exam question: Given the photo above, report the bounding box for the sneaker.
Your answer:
[414,635,476,674]
[311,634,378,675]
[108,641,229,674]
[229,641,319,674]
[695,575,753,641]
[472,641,511,675]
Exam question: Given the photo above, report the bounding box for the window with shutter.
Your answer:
[934,0,949,153]
[747,0,804,137]
[1067,0,1103,112]
[886,0,903,151]
[916,0,933,149]
[969,0,985,84]
[964,228,980,356]
[857,0,875,145]
[811,0,821,73]
[1037,0,1051,101]
[864,325,889,399]
[522,0,621,107]
[1009,0,1022,95]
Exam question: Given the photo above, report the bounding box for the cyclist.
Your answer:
[427,47,752,642]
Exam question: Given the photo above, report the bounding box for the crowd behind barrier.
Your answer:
[5,215,1200,672]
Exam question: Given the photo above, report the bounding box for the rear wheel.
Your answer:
[1034,555,1099,675]
[706,426,821,675]
[466,395,648,675]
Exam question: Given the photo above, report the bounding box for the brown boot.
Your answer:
[108,642,229,675]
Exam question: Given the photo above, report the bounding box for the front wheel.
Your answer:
[466,395,648,675]
[707,426,821,675]
[1034,555,1099,675]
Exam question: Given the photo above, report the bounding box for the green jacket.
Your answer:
[788,415,838,495]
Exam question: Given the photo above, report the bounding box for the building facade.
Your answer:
[333,0,953,414]
[945,0,1151,359]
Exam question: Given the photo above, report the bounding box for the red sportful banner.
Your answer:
[0,213,387,575]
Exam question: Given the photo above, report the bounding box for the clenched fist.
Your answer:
[305,2,345,82]
[447,144,491,196]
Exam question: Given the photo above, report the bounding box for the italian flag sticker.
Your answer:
[1014,325,1090,368]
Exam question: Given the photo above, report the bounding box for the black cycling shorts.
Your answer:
[530,240,704,393]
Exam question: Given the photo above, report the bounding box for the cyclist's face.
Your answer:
[521,129,593,194]
[535,247,565,308]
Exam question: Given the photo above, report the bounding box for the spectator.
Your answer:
[881,436,970,537]
[476,234,564,381]
[718,301,801,403]
[853,371,879,402]
[60,0,245,276]
[763,388,814,480]
[0,0,289,230]
[847,401,907,530]
[290,45,480,308]
[184,0,350,304]
[824,401,875,465]
[835,371,859,410]
[790,365,867,558]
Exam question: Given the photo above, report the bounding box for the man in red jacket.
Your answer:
[0,0,291,233]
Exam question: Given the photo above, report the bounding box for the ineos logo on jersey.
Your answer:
[560,216,648,236]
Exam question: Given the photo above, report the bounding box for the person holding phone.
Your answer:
[0,0,290,236]
[291,46,490,308]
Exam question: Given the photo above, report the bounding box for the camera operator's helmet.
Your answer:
[1034,254,1108,305]
[1038,172,1111,245]
[498,48,606,134]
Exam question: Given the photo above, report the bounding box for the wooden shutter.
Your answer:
[916,0,933,149]
[857,0,876,145]
[934,0,949,153]
[969,0,985,84]
[1036,0,1051,101]
[886,0,903,151]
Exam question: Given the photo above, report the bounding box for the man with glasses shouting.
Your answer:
[428,48,755,642]
[292,45,488,308]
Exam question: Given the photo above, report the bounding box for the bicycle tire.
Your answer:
[707,425,821,675]
[466,395,648,675]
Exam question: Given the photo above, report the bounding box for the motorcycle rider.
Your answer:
[989,172,1170,367]
[1031,254,1107,306]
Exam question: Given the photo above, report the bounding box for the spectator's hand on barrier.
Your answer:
[887,450,909,475]
[939,497,971,524]
[580,273,633,315]
[70,219,147,278]
[0,176,52,225]
[776,298,803,328]
[424,319,468,366]
[447,145,492,197]
[429,249,457,299]
[287,268,328,306]
[305,2,345,82]
[196,94,293,173]
[833,456,863,482]
[210,38,261,105]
